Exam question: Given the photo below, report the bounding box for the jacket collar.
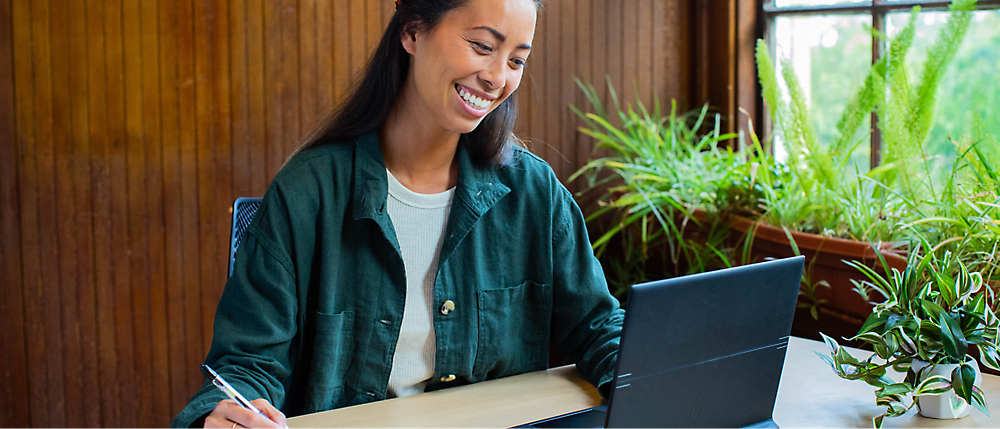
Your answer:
[350,132,511,223]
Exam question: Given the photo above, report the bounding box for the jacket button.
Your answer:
[439,300,455,315]
[440,374,456,382]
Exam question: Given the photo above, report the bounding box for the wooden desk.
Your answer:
[288,337,1000,427]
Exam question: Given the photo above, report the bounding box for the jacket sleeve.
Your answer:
[549,185,624,397]
[171,194,300,428]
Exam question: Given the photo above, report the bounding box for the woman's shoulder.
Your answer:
[274,137,359,183]
[500,145,559,181]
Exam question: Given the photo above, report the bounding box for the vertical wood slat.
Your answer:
[140,0,172,426]
[69,0,103,425]
[106,0,140,425]
[48,0,83,426]
[0,1,699,427]
[212,0,233,355]
[0,0,31,426]
[31,0,68,427]
[158,0,188,416]
[175,0,204,408]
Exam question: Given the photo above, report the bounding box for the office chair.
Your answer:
[229,197,263,278]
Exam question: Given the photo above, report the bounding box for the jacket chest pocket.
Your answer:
[303,310,354,413]
[473,281,552,378]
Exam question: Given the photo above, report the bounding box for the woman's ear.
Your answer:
[400,23,419,55]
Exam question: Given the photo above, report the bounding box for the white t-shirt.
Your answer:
[384,168,455,398]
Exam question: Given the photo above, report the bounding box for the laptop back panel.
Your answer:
[605,256,803,428]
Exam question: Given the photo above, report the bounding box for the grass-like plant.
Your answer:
[569,78,745,297]
[818,238,999,427]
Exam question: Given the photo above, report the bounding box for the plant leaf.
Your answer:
[914,375,953,395]
[940,312,968,361]
[951,364,976,405]
[972,386,990,417]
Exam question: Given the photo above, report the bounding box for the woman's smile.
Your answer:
[455,84,496,117]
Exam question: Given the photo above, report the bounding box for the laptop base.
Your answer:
[513,406,606,428]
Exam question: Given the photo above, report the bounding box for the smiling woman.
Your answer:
[169,1,625,428]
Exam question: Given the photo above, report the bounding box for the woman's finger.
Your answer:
[251,398,288,428]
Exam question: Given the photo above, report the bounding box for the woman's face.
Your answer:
[401,0,537,135]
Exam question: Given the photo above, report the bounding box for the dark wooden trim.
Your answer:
[765,0,1000,16]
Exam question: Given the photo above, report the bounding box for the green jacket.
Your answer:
[171,133,623,427]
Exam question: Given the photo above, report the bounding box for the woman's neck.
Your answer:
[379,94,461,194]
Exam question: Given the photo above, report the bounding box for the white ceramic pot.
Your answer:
[911,358,982,420]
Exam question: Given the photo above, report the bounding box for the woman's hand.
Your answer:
[204,399,288,428]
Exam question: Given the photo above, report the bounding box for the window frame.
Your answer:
[761,0,1000,168]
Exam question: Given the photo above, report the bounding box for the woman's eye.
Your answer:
[471,42,492,53]
[510,58,526,69]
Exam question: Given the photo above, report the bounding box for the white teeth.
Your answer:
[458,86,491,110]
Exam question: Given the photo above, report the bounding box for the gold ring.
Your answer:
[232,423,238,429]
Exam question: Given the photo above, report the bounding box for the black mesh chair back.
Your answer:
[229,197,263,278]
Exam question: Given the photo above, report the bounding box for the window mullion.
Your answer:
[871,8,886,168]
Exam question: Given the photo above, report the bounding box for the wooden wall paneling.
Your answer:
[638,0,653,110]
[122,0,153,425]
[300,0,318,135]
[605,0,622,120]
[572,0,592,186]
[0,0,31,425]
[673,1,692,109]
[263,0,283,181]
[193,0,215,366]
[364,0,380,73]
[327,0,351,103]
[589,0,609,168]
[621,0,637,114]
[105,0,140,425]
[316,0,333,112]
[246,0,267,196]
[48,0,80,425]
[542,0,559,171]
[652,0,667,103]
[158,0,189,415]
[84,0,118,424]
[67,0,102,426]
[210,0,233,324]
[231,0,251,197]
[29,0,69,426]
[558,0,576,182]
[347,0,365,87]
[140,0,171,426]
[176,0,205,405]
[332,0,349,105]
[280,0,299,156]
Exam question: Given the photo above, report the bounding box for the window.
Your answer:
[763,0,1000,169]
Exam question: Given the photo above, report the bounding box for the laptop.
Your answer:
[516,256,804,428]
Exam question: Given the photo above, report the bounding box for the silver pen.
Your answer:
[200,364,269,419]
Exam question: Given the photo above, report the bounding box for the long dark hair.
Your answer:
[290,0,543,168]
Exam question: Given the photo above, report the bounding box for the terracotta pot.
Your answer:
[729,214,907,319]
[689,210,908,320]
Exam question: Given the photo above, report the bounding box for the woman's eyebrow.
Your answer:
[472,25,532,50]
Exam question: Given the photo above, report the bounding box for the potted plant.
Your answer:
[818,237,1000,427]
[748,0,983,328]
[569,78,743,299]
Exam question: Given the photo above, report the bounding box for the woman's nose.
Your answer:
[479,57,506,90]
